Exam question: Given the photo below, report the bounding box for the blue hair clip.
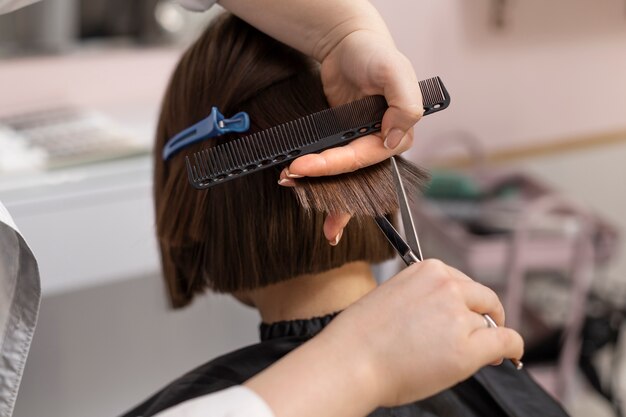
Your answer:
[163,106,250,161]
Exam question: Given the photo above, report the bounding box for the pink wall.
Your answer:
[0,1,624,155]
[0,48,179,116]
[371,0,626,155]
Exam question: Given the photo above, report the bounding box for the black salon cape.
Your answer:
[121,313,569,417]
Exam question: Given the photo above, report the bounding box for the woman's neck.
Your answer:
[240,261,377,323]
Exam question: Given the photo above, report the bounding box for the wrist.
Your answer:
[312,8,393,62]
[315,316,387,410]
[244,319,383,417]
[220,0,392,63]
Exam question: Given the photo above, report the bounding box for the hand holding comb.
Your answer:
[185,76,450,189]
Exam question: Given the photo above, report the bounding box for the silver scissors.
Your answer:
[374,156,523,370]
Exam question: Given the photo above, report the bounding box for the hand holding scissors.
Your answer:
[375,156,524,370]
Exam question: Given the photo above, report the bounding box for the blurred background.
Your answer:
[0,0,625,416]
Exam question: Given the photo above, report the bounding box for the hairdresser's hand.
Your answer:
[221,0,420,244]
[283,31,423,179]
[334,260,524,406]
[277,30,423,243]
[221,3,422,167]
[246,259,524,417]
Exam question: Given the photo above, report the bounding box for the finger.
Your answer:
[468,327,525,367]
[468,312,491,332]
[440,264,505,326]
[471,313,505,366]
[420,258,473,283]
[380,59,423,149]
[460,313,502,366]
[456,281,505,327]
[439,262,473,282]
[323,212,351,245]
[286,132,412,177]
[277,175,296,187]
[277,168,297,187]
[282,167,304,179]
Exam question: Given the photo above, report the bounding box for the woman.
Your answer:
[122,14,565,417]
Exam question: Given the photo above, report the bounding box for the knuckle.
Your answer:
[376,58,396,81]
[401,103,425,121]
[395,132,414,153]
[422,258,446,273]
[449,308,468,330]
[495,303,506,324]
[422,260,455,289]
[482,287,506,322]
[439,279,462,300]
[388,106,423,130]
[484,286,500,305]
[347,147,363,172]
[446,279,462,294]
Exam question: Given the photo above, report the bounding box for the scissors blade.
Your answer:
[374,216,420,266]
[390,157,423,261]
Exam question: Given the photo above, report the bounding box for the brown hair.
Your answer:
[155,14,427,308]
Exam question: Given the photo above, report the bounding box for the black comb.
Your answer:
[186,76,450,189]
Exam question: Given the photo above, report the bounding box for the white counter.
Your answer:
[1,156,158,296]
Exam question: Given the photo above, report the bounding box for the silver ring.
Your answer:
[483,314,497,329]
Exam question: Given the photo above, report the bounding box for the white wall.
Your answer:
[1,1,624,155]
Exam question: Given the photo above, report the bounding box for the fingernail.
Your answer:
[285,168,304,179]
[329,229,343,246]
[278,178,296,187]
[384,128,405,149]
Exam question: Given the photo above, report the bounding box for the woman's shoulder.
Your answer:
[120,338,569,417]
[119,337,305,417]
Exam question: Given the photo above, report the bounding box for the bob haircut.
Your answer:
[155,14,427,308]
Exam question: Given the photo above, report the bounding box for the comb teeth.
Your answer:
[419,76,450,115]
[186,77,450,189]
